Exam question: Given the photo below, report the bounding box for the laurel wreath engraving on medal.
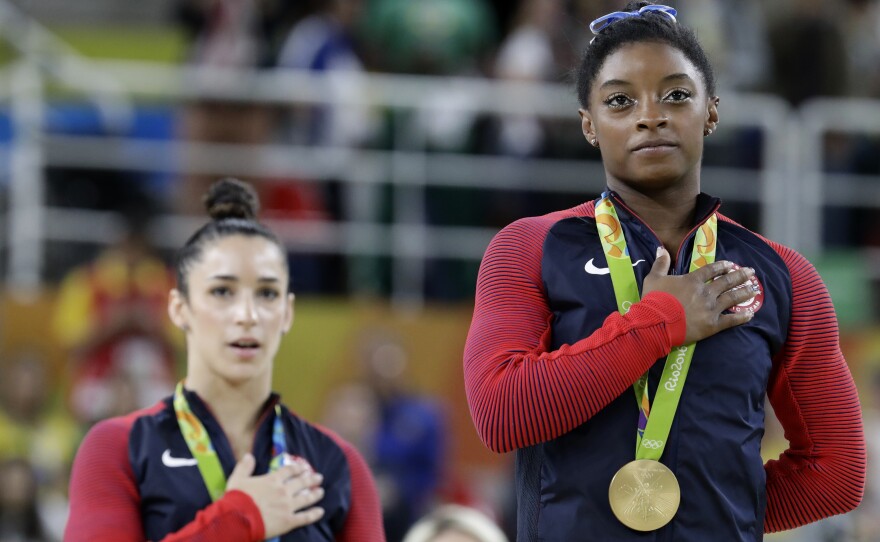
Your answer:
[609,459,681,531]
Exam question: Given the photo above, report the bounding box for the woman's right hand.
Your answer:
[642,247,757,345]
[226,453,325,538]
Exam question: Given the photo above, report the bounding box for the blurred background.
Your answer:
[0,0,877,540]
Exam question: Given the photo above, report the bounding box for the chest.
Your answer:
[541,217,791,395]
[130,413,349,541]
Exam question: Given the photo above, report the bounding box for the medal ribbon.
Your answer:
[595,194,717,460]
[174,381,288,541]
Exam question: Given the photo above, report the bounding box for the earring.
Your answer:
[703,128,713,137]
[590,137,599,148]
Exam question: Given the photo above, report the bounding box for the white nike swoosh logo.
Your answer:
[162,449,198,468]
[584,258,646,275]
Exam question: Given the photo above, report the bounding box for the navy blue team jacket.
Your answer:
[464,191,865,541]
[137,391,350,540]
[524,192,785,541]
[67,388,385,541]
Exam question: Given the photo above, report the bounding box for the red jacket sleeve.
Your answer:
[463,213,687,453]
[320,428,386,542]
[65,415,265,542]
[763,244,866,533]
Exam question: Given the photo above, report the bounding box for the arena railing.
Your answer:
[0,0,132,298]
[5,60,871,306]
[797,98,880,267]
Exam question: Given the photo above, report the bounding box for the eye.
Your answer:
[257,287,280,301]
[210,286,232,298]
[604,93,633,109]
[664,88,692,102]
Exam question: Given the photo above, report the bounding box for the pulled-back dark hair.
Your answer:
[576,1,716,108]
[175,178,285,297]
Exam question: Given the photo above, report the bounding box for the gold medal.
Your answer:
[597,196,712,531]
[609,459,680,531]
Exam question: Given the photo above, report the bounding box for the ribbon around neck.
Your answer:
[174,382,290,541]
[594,194,717,460]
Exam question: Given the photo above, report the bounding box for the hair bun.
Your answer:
[203,178,260,221]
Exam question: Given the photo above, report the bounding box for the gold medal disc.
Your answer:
[609,459,680,531]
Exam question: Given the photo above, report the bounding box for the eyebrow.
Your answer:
[598,73,696,91]
[208,274,280,283]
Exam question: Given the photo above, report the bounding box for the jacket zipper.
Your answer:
[609,194,721,275]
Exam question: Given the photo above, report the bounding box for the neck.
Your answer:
[184,371,271,458]
[608,182,700,251]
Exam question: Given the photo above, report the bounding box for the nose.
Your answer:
[235,293,258,327]
[636,99,668,131]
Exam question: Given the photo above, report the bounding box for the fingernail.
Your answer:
[656,246,662,256]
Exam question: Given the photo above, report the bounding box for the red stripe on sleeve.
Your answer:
[762,242,866,533]
[463,205,687,453]
[318,426,386,542]
[65,412,146,542]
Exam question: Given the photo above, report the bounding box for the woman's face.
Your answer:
[169,235,293,386]
[580,41,718,193]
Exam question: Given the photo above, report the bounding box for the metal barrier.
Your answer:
[1,59,877,304]
[797,98,880,261]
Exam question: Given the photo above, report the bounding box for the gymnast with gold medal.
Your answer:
[463,2,865,540]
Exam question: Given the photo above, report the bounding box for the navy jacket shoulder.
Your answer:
[129,391,352,541]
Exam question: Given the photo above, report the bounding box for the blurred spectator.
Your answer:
[677,0,770,91]
[766,0,848,106]
[360,0,496,75]
[357,0,500,300]
[0,353,80,542]
[321,381,381,458]
[842,0,880,97]
[493,0,565,158]
[0,459,46,542]
[277,0,374,148]
[357,331,447,542]
[402,504,508,542]
[361,0,498,150]
[273,0,376,294]
[172,0,300,213]
[174,0,299,69]
[0,353,80,486]
[763,0,880,249]
[450,0,568,291]
[51,210,178,424]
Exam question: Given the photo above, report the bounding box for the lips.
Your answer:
[229,338,261,349]
[228,338,261,360]
[632,139,678,152]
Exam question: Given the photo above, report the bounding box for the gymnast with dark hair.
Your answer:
[463,3,865,540]
[66,178,385,541]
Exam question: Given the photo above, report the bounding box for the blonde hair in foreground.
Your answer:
[402,505,508,542]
